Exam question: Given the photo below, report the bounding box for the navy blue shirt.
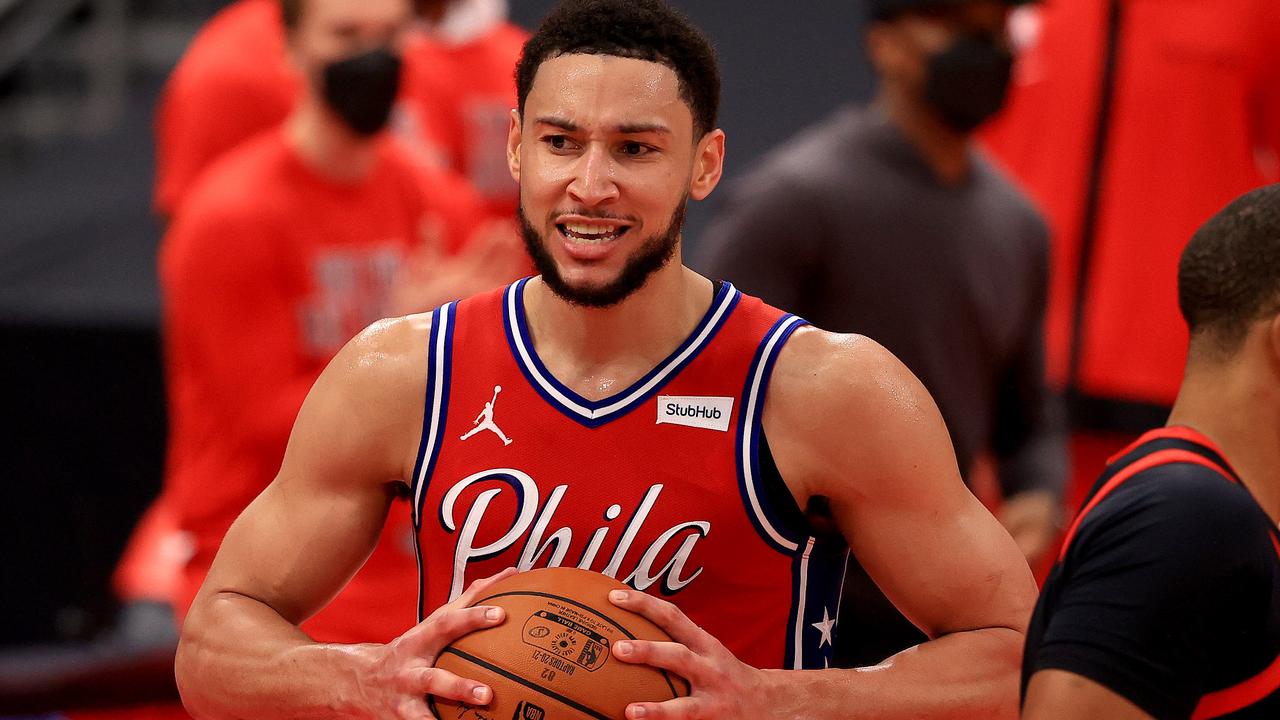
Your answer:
[1023,427,1280,719]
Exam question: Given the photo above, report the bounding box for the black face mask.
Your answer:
[321,47,403,136]
[923,34,1014,133]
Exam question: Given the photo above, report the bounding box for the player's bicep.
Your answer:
[1023,670,1154,720]
[197,318,428,623]
[200,471,394,625]
[768,331,1037,638]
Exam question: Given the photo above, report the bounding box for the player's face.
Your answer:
[508,54,725,307]
[288,0,412,74]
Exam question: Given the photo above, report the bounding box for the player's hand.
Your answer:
[608,589,765,720]
[357,567,518,719]
[998,490,1062,566]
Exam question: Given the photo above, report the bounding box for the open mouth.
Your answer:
[556,220,632,245]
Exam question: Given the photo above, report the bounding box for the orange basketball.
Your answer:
[430,567,690,720]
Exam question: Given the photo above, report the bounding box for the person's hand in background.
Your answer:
[391,215,528,315]
[998,489,1062,567]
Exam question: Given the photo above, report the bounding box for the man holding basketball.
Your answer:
[176,1,1037,718]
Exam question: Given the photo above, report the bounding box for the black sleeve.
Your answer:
[992,216,1067,500]
[1028,467,1271,719]
[693,169,827,316]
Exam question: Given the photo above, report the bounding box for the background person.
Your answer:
[699,0,1064,668]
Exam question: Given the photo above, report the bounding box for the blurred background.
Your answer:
[1,0,1275,714]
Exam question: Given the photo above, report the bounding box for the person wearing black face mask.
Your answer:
[320,45,404,136]
[700,0,1065,668]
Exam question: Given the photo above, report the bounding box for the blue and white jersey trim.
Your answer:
[410,302,456,620]
[502,278,741,428]
[736,314,808,554]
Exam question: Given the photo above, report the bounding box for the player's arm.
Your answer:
[610,329,1038,719]
[1022,671,1153,719]
[175,316,510,720]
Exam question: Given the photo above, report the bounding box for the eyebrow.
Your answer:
[533,116,672,135]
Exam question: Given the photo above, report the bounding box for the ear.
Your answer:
[506,108,522,183]
[865,21,919,83]
[688,128,726,202]
[864,24,897,76]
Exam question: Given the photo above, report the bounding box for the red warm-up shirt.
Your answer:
[160,129,479,641]
[154,0,298,217]
[401,21,528,217]
[981,0,1280,408]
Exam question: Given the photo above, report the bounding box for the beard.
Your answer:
[518,200,687,309]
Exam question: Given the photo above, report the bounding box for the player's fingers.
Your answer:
[625,696,707,720]
[455,566,521,607]
[613,639,704,685]
[408,666,494,706]
[609,589,713,652]
[405,605,505,655]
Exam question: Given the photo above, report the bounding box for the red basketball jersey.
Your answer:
[412,279,848,670]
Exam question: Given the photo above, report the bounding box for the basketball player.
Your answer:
[1021,185,1280,718]
[175,1,1037,718]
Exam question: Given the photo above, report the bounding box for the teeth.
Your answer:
[560,221,625,244]
[565,222,616,236]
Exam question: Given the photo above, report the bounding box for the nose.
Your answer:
[567,143,620,207]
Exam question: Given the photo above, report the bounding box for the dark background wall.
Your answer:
[0,0,876,647]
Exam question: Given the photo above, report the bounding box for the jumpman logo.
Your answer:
[460,385,513,446]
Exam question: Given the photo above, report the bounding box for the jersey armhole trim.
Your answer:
[1193,649,1280,719]
[410,302,456,527]
[410,302,456,622]
[736,313,808,554]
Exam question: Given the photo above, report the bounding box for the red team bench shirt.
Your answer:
[161,129,478,641]
[153,0,298,217]
[401,19,528,218]
[410,279,849,670]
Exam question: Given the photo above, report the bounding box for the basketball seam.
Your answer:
[439,646,614,720]
[474,589,683,699]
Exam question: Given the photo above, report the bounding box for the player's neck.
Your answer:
[1168,358,1280,525]
[286,101,380,183]
[876,92,971,186]
[523,262,716,401]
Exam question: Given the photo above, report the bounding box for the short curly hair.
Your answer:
[515,0,721,138]
[1178,184,1280,358]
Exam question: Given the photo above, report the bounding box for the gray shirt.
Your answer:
[698,105,1065,498]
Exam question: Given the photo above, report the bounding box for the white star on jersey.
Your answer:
[811,606,836,649]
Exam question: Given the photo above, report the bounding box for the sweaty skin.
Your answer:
[176,52,1037,720]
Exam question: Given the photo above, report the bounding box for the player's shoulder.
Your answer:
[1079,457,1271,555]
[769,326,927,421]
[331,312,437,390]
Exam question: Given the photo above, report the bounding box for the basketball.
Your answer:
[430,567,690,720]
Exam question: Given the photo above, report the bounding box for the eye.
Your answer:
[543,135,577,152]
[619,141,653,157]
